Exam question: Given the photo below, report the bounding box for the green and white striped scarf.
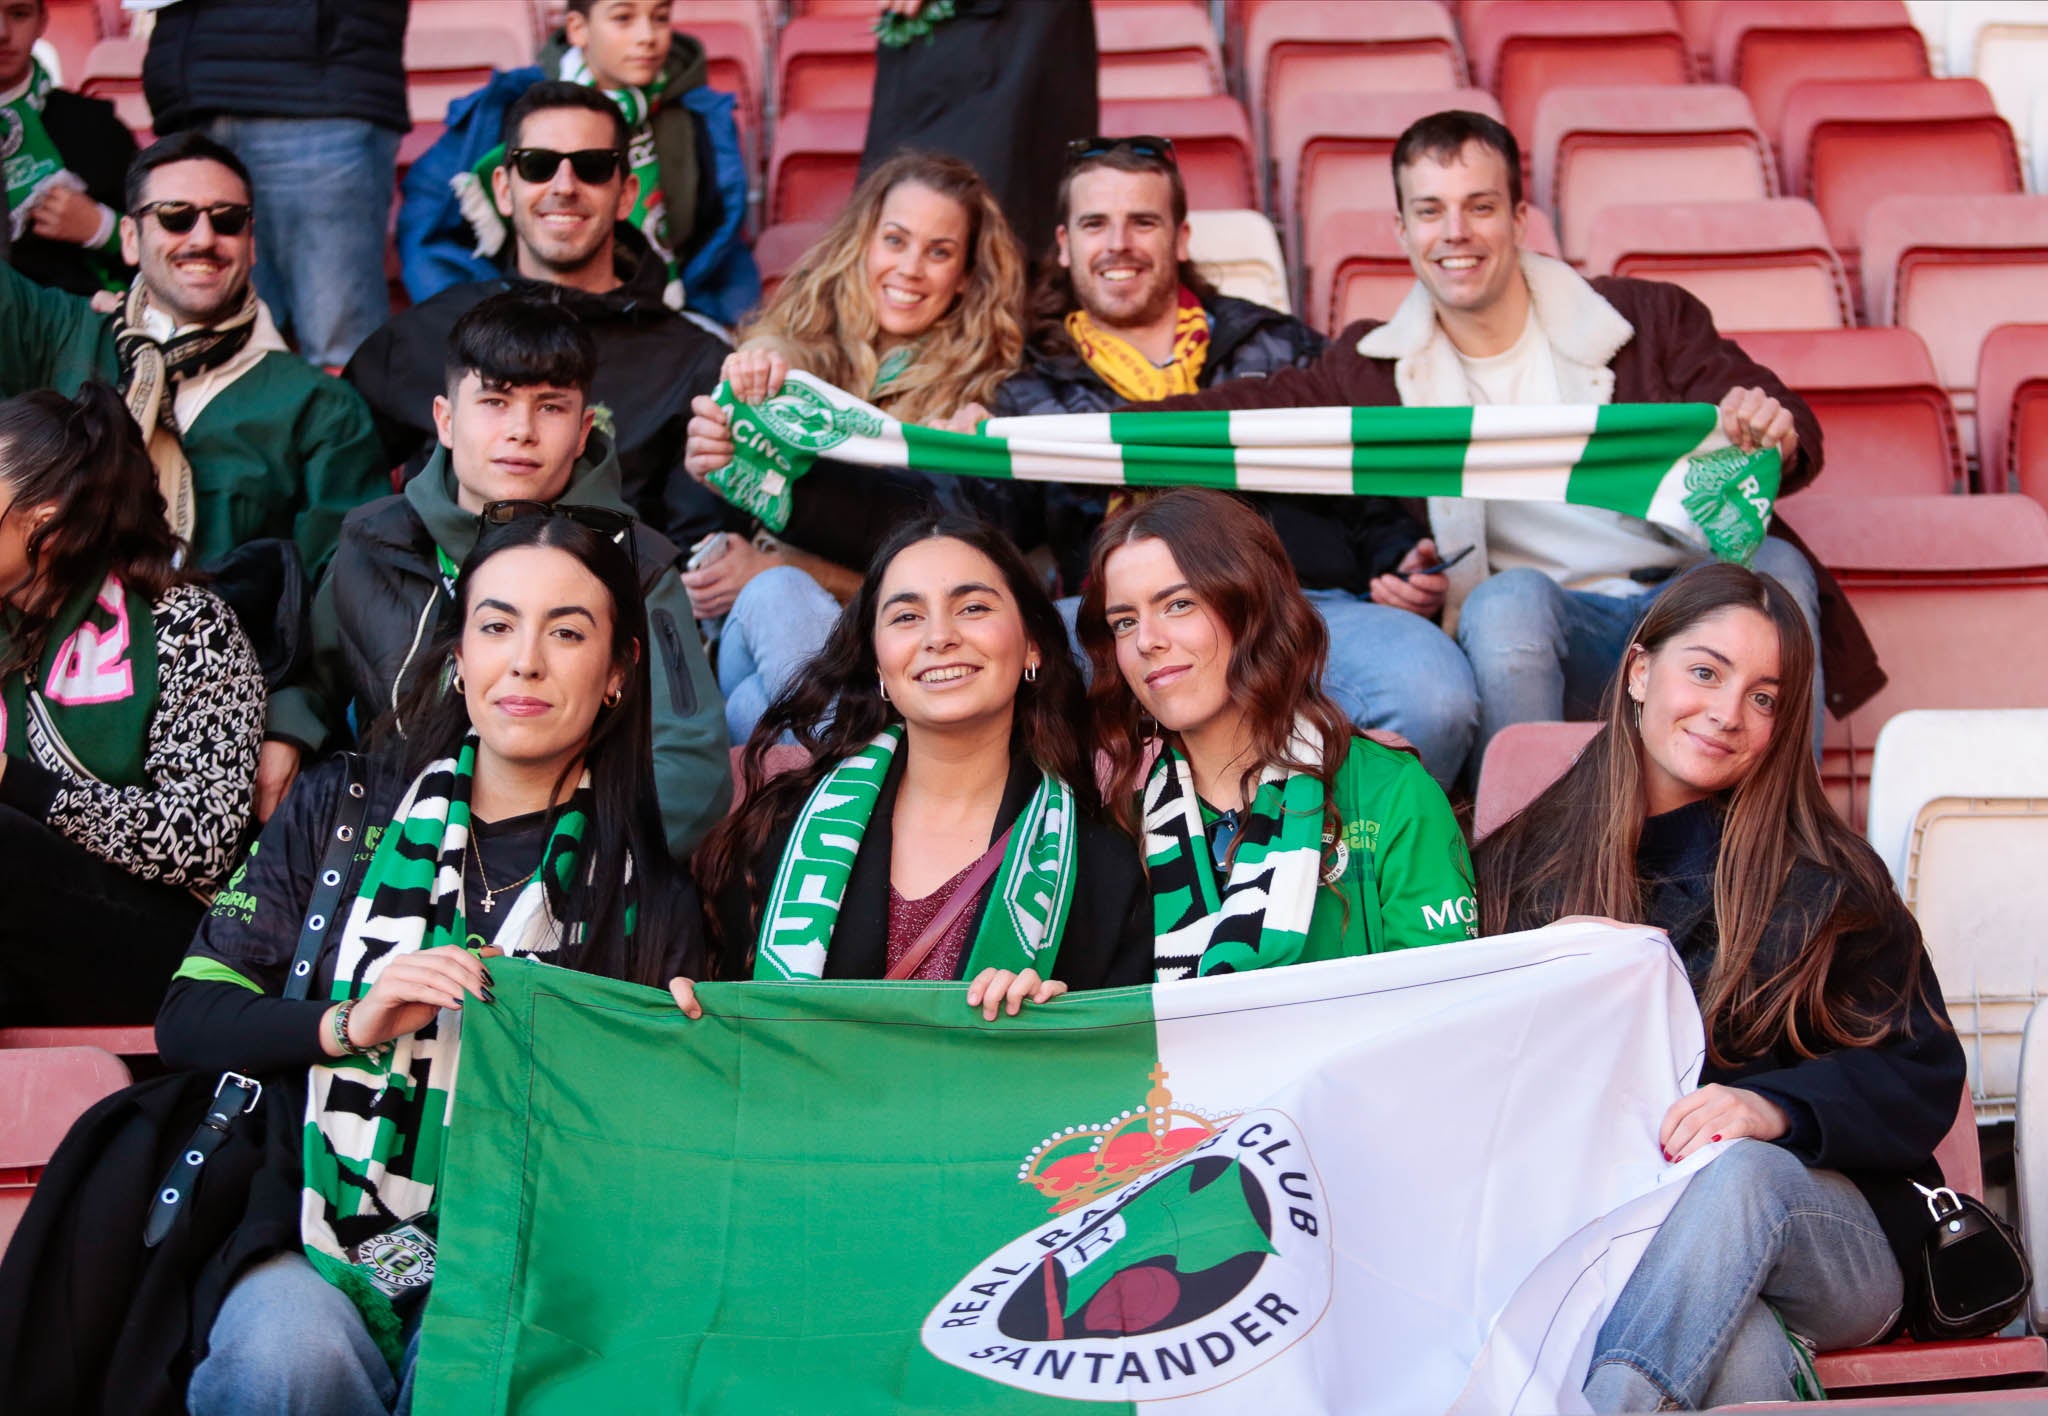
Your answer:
[755,726,1077,981]
[301,736,609,1363]
[709,372,1780,565]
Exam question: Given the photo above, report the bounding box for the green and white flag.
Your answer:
[416,923,1724,1413]
[710,371,1780,565]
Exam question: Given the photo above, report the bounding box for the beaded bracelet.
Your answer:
[331,998,374,1057]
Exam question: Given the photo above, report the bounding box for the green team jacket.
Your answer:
[1201,735,1479,959]
[0,260,386,576]
[266,435,732,860]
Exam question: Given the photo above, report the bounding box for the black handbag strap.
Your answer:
[144,754,370,1248]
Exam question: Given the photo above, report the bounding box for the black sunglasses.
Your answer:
[1063,135,1178,170]
[506,147,625,185]
[130,200,253,237]
[480,500,635,543]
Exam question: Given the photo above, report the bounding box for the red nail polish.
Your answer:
[1711,1134,1723,1143]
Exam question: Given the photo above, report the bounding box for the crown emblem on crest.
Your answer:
[1017,1065,1233,1214]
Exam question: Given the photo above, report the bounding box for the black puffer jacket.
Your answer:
[143,0,409,133]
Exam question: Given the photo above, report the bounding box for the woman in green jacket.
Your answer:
[1080,488,1478,980]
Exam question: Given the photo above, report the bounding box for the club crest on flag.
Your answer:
[1680,445,1775,566]
[922,1066,1333,1400]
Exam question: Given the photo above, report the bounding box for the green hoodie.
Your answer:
[268,431,731,860]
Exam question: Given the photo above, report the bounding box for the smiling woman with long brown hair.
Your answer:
[1475,560,1964,1410]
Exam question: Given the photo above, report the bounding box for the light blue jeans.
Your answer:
[188,1250,423,1416]
[716,564,842,743]
[202,116,400,368]
[1583,1140,1903,1411]
[1055,591,1478,790]
[1455,538,1824,775]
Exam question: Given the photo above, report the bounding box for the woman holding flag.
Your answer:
[1079,489,1480,981]
[160,510,700,1413]
[691,516,1151,1013]
[1476,562,1964,1409]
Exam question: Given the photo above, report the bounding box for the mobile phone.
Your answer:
[1404,543,1474,579]
[686,532,731,572]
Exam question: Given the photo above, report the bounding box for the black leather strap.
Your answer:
[144,754,370,1248]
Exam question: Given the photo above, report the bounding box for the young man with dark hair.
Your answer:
[0,0,136,296]
[0,130,385,572]
[1128,109,1867,776]
[264,293,729,846]
[984,137,1477,786]
[348,81,730,550]
[398,0,757,325]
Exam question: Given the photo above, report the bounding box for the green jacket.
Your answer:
[267,435,732,859]
[0,260,386,576]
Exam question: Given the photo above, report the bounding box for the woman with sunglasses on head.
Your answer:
[161,512,703,1414]
[1079,490,1479,981]
[680,151,1028,743]
[1474,563,1963,1410]
[0,381,264,1025]
[686,515,1151,1017]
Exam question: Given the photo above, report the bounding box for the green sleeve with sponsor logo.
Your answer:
[1303,737,1477,959]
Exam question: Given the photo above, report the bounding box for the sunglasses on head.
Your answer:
[1063,135,1178,170]
[480,500,635,543]
[130,201,253,237]
[505,147,625,185]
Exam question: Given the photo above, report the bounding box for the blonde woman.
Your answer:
[682,151,1026,741]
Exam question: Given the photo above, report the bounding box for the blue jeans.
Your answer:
[1055,591,1478,790]
[717,564,842,743]
[188,1250,422,1416]
[1584,1140,1903,1410]
[1455,538,1824,775]
[202,116,400,368]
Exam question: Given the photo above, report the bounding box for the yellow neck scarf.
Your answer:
[1065,285,1210,403]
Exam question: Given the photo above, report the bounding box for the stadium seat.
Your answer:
[766,107,866,225]
[1244,2,1466,161]
[751,220,828,309]
[41,0,107,89]
[1095,1,1224,101]
[0,1026,157,1054]
[788,0,882,16]
[729,744,812,807]
[1786,492,2048,827]
[403,7,535,125]
[1932,2,2048,162]
[672,0,779,56]
[1472,721,1602,840]
[1186,209,1292,314]
[1779,78,2021,283]
[777,14,876,115]
[1099,97,1257,212]
[692,19,765,155]
[1308,203,1559,334]
[1459,1,1693,156]
[75,35,149,137]
[1581,200,1852,333]
[1708,0,1931,144]
[1975,323,2048,500]
[1532,85,1774,266]
[1670,0,1722,72]
[1861,194,2048,424]
[1731,329,1963,496]
[0,1045,131,1255]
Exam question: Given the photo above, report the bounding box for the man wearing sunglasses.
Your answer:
[265,292,729,852]
[975,137,1479,790]
[348,82,730,552]
[0,130,385,577]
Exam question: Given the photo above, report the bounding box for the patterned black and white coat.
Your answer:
[0,584,265,892]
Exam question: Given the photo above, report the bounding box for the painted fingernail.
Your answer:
[482,988,497,1005]
[1661,1148,1672,1161]
[1710,1134,1722,1143]
[483,968,496,987]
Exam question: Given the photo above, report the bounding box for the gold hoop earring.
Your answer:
[604,687,623,708]
[451,670,466,694]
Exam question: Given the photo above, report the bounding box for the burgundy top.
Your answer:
[885,858,989,981]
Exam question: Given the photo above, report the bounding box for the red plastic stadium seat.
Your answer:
[1099,97,1256,212]
[1473,721,1602,840]
[1307,204,1559,336]
[42,0,108,88]
[1581,200,1851,334]
[672,0,778,55]
[76,35,150,136]
[1785,493,2048,826]
[1095,2,1224,101]
[777,15,875,115]
[403,10,534,125]
[751,220,828,310]
[1780,78,2020,286]
[692,19,764,157]
[1861,194,2048,419]
[1731,329,1963,498]
[0,1046,132,1255]
[1708,0,1929,144]
[1533,85,1773,267]
[788,0,881,17]
[1671,0,1723,72]
[1460,0,1693,157]
[1978,325,2048,503]
[728,744,812,809]
[1246,2,1465,158]
[766,108,866,225]
[0,1026,157,1054]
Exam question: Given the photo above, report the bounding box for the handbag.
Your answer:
[1905,1180,2033,1341]
[883,825,1014,981]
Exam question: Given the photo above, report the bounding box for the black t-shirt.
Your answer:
[460,809,549,951]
